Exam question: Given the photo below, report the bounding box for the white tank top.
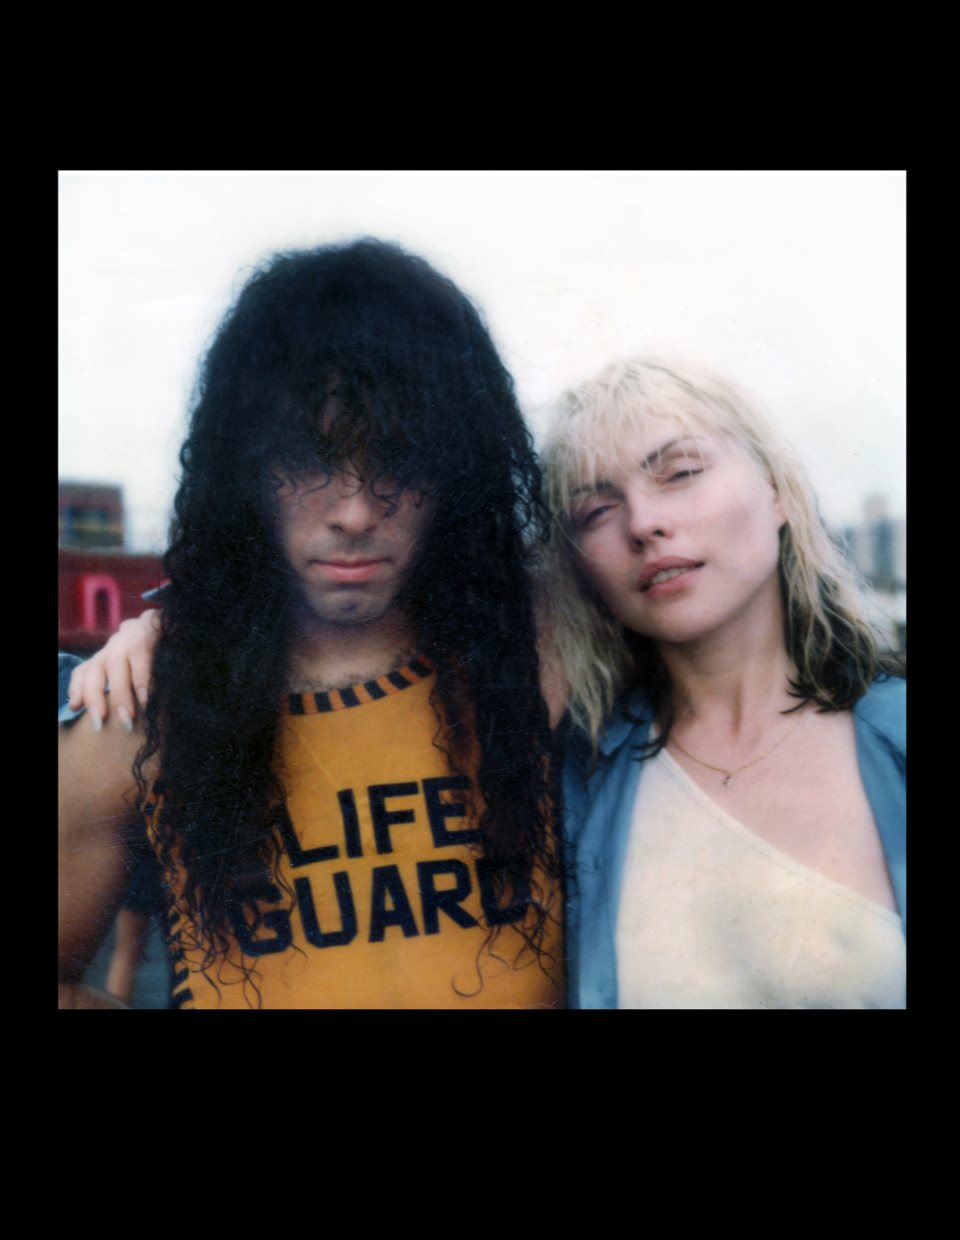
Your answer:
[615,748,905,1009]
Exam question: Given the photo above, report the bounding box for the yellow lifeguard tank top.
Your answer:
[154,659,563,1009]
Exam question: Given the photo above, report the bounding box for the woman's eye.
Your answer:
[577,503,614,528]
[665,467,703,483]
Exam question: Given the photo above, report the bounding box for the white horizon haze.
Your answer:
[59,171,905,553]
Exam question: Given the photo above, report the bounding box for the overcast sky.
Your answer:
[59,172,905,552]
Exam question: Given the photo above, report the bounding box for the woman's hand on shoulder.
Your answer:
[68,609,162,731]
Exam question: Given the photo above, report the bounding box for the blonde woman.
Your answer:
[541,358,904,1008]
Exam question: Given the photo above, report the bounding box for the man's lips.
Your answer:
[638,558,704,594]
[310,558,389,583]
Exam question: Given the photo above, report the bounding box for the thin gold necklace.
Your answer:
[669,712,805,787]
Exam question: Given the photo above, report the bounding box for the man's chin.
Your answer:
[299,591,396,629]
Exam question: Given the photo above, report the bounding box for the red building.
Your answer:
[58,482,164,654]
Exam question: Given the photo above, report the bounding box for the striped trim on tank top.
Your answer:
[284,656,435,715]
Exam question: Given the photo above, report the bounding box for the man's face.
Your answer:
[275,467,434,629]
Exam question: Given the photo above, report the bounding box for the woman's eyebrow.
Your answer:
[570,479,614,501]
[640,435,704,470]
[571,436,705,499]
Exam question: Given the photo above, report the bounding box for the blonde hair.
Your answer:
[539,357,892,746]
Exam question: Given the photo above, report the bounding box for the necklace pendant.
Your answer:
[722,773,733,787]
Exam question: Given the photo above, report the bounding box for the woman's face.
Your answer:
[568,416,786,648]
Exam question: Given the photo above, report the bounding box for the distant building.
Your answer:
[841,492,906,589]
[59,481,125,549]
[58,481,164,653]
[839,493,906,651]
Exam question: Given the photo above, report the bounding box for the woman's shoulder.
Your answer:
[562,686,654,771]
[852,675,905,757]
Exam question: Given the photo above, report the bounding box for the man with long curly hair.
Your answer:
[59,240,563,1009]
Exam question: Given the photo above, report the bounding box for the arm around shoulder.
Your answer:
[67,609,162,729]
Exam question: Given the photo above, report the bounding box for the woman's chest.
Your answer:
[670,711,897,911]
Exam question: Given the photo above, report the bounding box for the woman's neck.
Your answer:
[657,611,797,740]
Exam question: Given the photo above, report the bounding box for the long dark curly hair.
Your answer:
[134,239,559,979]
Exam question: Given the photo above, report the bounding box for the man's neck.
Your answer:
[287,610,419,694]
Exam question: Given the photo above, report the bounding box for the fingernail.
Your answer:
[116,705,133,734]
[137,687,148,707]
[90,711,102,733]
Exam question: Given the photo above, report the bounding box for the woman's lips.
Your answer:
[640,563,703,597]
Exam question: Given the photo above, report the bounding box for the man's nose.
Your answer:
[327,480,381,535]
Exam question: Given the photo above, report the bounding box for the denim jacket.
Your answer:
[562,677,906,1009]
